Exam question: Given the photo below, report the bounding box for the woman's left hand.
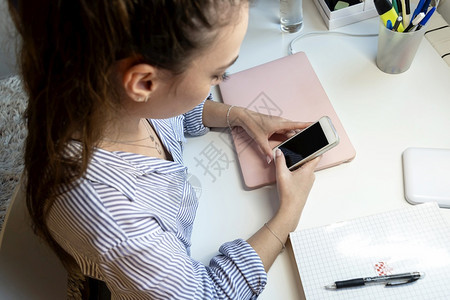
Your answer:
[230,107,311,164]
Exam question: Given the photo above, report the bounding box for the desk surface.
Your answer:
[187,0,450,299]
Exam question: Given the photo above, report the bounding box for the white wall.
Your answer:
[0,0,17,79]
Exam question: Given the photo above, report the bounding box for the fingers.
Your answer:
[274,151,319,213]
[275,151,321,177]
[265,122,312,163]
[283,130,298,138]
[274,121,311,133]
[274,148,285,165]
[255,136,275,164]
[274,148,288,177]
[247,115,313,165]
[293,156,322,173]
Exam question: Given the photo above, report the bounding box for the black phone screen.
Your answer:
[278,122,328,168]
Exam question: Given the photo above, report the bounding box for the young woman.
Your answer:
[9,0,320,298]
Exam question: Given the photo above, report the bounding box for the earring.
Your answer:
[137,95,149,103]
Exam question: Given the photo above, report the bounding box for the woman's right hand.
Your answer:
[246,149,321,273]
[274,149,321,231]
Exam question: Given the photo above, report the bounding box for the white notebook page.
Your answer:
[290,203,450,299]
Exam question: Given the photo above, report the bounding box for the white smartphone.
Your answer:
[273,116,339,170]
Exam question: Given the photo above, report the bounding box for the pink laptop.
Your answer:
[218,52,356,189]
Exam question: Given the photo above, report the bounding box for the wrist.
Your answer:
[265,215,295,248]
[273,204,303,233]
[226,105,245,129]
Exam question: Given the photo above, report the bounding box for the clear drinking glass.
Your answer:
[280,0,304,33]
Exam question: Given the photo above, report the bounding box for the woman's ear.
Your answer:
[122,63,158,103]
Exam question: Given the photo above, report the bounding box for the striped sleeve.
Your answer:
[183,96,210,136]
[100,230,267,299]
[49,177,267,299]
[207,240,267,299]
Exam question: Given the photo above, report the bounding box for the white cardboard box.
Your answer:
[314,0,378,29]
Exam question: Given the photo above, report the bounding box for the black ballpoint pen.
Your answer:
[325,272,423,289]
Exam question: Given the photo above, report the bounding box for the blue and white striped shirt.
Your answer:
[48,100,268,299]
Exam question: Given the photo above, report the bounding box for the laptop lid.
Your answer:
[219,52,356,188]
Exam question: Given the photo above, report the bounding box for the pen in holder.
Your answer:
[376,19,427,74]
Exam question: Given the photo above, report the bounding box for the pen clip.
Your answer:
[385,277,419,287]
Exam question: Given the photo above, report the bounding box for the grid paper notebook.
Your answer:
[290,203,450,300]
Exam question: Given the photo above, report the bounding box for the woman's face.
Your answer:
[146,4,249,119]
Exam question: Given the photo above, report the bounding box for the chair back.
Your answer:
[0,176,67,299]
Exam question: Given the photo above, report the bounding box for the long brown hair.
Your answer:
[8,0,248,273]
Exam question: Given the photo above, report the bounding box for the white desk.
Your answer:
[188,0,450,299]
